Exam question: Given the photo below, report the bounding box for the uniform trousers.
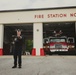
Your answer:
[13,48,22,67]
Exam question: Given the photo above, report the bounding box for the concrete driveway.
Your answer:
[0,55,76,75]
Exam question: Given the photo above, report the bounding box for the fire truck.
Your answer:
[43,30,75,55]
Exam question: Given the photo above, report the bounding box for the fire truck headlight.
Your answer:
[47,46,50,48]
[68,45,75,48]
[72,46,75,48]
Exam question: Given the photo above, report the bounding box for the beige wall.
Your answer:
[0,24,4,49]
[33,23,43,55]
[0,8,76,24]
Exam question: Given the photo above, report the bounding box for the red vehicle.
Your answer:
[43,36,75,55]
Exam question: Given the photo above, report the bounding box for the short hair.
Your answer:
[15,29,22,32]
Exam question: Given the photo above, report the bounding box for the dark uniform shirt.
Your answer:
[12,35,23,51]
[15,37,23,49]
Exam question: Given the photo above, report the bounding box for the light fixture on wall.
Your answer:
[37,29,39,32]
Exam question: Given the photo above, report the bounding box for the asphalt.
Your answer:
[0,55,76,75]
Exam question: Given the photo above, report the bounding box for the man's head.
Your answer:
[16,29,22,37]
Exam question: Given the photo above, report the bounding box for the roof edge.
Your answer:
[0,6,76,12]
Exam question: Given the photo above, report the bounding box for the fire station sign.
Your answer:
[34,13,76,18]
[0,8,76,24]
[34,8,76,22]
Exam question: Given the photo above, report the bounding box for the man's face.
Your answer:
[17,31,21,36]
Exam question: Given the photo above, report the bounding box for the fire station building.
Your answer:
[0,7,76,56]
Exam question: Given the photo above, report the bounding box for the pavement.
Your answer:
[0,55,76,75]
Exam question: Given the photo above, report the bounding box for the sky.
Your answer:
[0,0,76,10]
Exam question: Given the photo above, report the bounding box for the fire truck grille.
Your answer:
[55,44,62,48]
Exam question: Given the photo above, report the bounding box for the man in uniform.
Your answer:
[12,29,23,69]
